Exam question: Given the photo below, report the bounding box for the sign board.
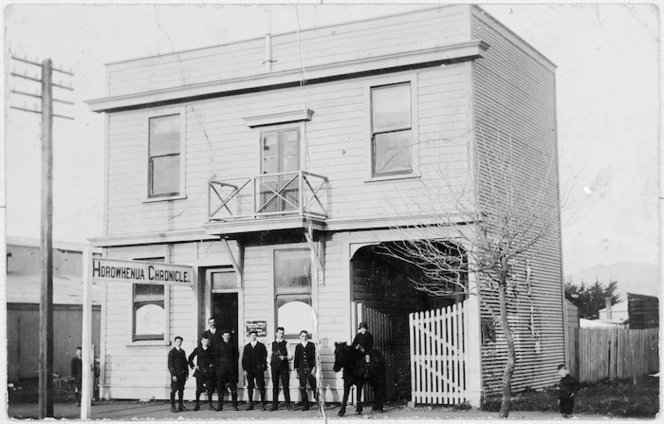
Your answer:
[91,258,193,286]
[245,320,268,337]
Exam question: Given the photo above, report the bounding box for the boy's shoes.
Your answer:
[170,406,178,413]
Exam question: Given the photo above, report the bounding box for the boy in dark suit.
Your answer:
[293,330,317,411]
[215,330,239,411]
[557,364,579,418]
[71,347,83,406]
[168,336,189,413]
[188,334,216,411]
[242,330,268,410]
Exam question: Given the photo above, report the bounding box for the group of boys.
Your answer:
[167,317,319,413]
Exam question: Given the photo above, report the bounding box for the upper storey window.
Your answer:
[371,82,413,177]
[147,111,184,199]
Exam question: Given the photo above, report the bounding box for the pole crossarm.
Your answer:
[11,55,74,75]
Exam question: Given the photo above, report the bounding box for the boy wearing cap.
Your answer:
[557,364,579,418]
[242,330,268,410]
[352,322,373,377]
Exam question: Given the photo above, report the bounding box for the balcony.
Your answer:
[207,171,329,235]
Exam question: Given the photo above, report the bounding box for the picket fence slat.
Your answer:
[409,301,467,405]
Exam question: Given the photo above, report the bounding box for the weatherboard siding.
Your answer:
[471,7,562,394]
[106,63,473,237]
[99,238,348,400]
[106,5,472,97]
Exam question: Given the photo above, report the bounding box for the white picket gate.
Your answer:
[351,302,394,402]
[409,301,467,405]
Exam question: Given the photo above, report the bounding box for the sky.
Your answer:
[2,2,660,283]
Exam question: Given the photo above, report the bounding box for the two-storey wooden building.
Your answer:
[87,5,563,407]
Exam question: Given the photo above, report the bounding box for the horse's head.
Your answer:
[333,342,350,372]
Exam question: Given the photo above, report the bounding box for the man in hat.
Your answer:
[352,322,373,378]
[242,330,268,410]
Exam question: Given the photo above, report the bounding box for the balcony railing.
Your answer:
[209,171,329,222]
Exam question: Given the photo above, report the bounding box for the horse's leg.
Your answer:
[371,378,384,412]
[355,380,363,415]
[338,380,350,417]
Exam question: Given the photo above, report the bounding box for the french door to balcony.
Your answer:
[260,128,300,214]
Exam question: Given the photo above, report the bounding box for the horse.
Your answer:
[333,342,386,417]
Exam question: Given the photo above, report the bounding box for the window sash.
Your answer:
[148,113,181,198]
[133,259,166,341]
[370,83,412,177]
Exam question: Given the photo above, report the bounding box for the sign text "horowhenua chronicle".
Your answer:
[91,259,193,286]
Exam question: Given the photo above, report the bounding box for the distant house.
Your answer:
[598,299,629,325]
[5,237,103,383]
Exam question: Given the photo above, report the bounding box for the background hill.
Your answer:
[566,261,659,298]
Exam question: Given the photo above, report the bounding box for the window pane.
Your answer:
[150,155,180,196]
[135,303,165,337]
[134,284,164,301]
[261,132,278,174]
[373,130,413,175]
[281,130,299,172]
[133,283,165,340]
[149,114,180,157]
[212,271,236,290]
[372,83,411,132]
[277,298,313,336]
[275,249,311,295]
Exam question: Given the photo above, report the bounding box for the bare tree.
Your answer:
[386,127,564,418]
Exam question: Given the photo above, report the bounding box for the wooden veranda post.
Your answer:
[81,246,93,419]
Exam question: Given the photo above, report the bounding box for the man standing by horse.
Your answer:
[294,330,317,411]
[242,330,268,410]
[270,327,292,411]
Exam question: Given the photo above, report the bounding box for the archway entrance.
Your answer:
[350,241,467,402]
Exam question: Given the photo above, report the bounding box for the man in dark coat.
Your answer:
[352,321,374,378]
[242,330,268,410]
[202,317,223,350]
[215,330,239,411]
[270,327,292,411]
[71,347,83,406]
[168,336,189,413]
[188,334,216,411]
[293,330,317,411]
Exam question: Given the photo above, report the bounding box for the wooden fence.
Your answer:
[568,327,659,383]
[409,301,467,405]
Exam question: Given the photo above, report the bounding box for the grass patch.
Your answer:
[482,376,659,418]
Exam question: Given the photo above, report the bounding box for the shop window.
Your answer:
[132,257,167,342]
[148,112,183,199]
[274,249,312,337]
[370,82,413,177]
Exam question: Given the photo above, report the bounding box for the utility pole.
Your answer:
[10,56,73,419]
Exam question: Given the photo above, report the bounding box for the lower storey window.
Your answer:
[274,249,312,337]
[133,283,165,341]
